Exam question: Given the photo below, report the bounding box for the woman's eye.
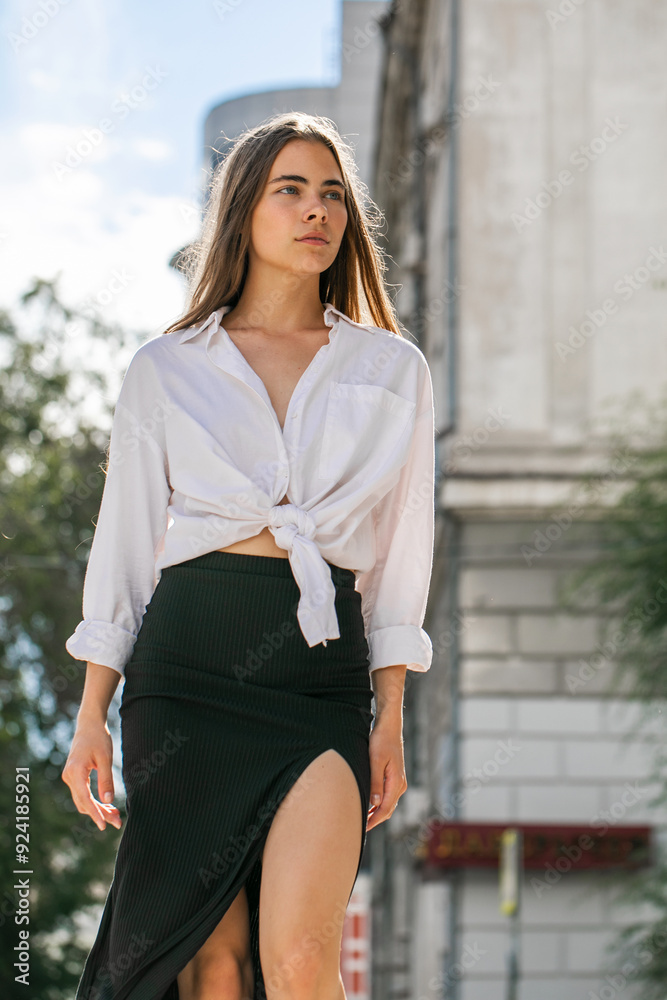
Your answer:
[278,186,342,200]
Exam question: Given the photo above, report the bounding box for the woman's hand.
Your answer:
[366,715,408,831]
[62,718,122,832]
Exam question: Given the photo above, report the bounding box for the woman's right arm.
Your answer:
[62,345,173,830]
[64,344,172,676]
[78,660,122,723]
[62,662,123,831]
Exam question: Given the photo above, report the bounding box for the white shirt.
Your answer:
[65,302,435,678]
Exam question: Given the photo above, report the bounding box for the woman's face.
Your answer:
[249,138,348,281]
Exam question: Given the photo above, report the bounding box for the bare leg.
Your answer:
[258,748,364,1000]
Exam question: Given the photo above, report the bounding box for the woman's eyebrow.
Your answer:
[268,174,346,190]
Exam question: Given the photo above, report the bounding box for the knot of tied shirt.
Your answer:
[267,502,340,648]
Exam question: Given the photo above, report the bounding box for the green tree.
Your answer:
[557,389,667,998]
[0,278,137,999]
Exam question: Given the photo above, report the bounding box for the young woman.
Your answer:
[62,112,435,1000]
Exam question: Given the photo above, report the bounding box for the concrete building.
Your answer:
[202,0,389,194]
[370,2,667,999]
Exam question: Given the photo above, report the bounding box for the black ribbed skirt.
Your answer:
[75,550,375,1000]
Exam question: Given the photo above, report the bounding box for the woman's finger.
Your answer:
[366,796,398,831]
[366,753,407,830]
[64,761,121,831]
[94,798,123,830]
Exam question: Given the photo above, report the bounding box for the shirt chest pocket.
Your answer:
[317,382,417,484]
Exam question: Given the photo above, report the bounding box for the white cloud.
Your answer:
[0,120,200,337]
[131,137,174,161]
[26,69,62,93]
[16,121,116,174]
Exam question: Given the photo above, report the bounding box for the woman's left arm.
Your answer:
[366,663,408,831]
[357,353,436,830]
[356,353,436,676]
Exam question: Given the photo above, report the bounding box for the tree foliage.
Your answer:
[0,278,137,999]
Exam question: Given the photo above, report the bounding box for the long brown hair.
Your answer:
[162,111,403,338]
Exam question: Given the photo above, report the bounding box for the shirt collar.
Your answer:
[178,301,346,344]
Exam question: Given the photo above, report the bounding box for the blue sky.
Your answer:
[0,0,361,336]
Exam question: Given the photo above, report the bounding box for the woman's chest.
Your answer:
[162,361,418,498]
[225,329,332,431]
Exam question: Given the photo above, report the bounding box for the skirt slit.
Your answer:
[73,550,374,1000]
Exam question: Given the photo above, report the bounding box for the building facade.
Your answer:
[370,1,667,998]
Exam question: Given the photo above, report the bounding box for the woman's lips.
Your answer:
[298,237,327,245]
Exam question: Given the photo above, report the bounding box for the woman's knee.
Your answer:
[261,934,341,997]
[177,947,253,1000]
[177,882,253,998]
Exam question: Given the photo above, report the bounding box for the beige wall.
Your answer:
[457,0,667,456]
[372,3,667,998]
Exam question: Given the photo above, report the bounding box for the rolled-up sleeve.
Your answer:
[65,349,172,677]
[356,357,435,673]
